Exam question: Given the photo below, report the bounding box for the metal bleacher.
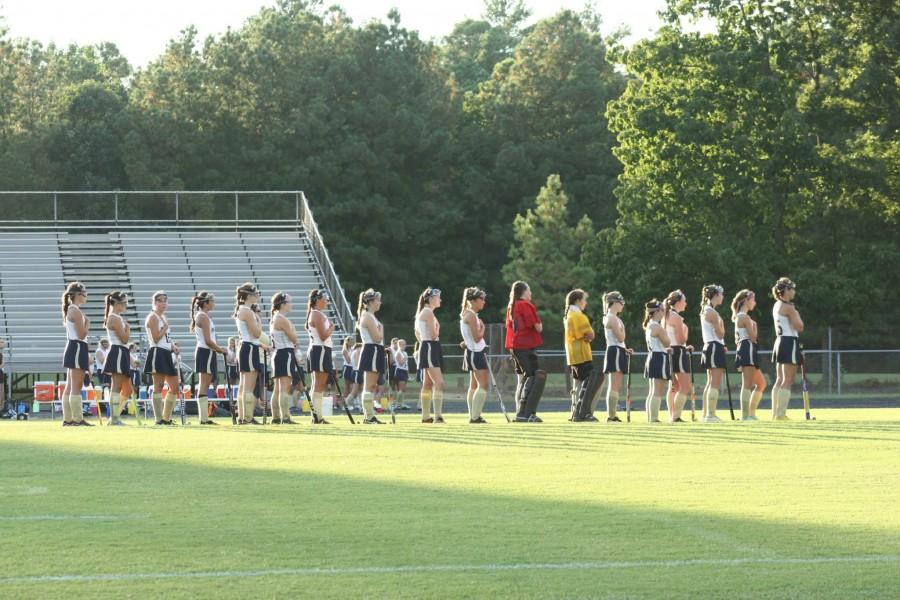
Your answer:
[0,191,355,379]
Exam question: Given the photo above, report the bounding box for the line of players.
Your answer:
[57,276,804,426]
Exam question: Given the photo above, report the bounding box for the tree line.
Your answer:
[1,0,896,348]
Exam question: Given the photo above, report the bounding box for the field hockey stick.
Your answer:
[487,357,511,423]
[261,349,269,425]
[292,351,321,423]
[723,348,736,420]
[176,358,187,426]
[329,369,356,424]
[800,350,814,421]
[625,354,632,423]
[688,350,697,422]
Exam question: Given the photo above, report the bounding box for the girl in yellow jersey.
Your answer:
[564,289,602,422]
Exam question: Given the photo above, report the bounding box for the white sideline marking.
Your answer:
[0,515,148,522]
[1,555,898,584]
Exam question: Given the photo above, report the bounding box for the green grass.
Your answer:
[2,409,900,599]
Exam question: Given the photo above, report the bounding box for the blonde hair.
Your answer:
[730,289,754,321]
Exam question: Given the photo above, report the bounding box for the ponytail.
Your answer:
[61,281,86,324]
[233,282,259,318]
[643,299,662,329]
[772,277,795,301]
[357,289,381,322]
[699,284,724,316]
[602,291,624,315]
[506,281,529,322]
[460,286,486,319]
[103,291,127,327]
[190,291,214,332]
[416,287,441,320]
[664,289,684,322]
[731,289,754,322]
[304,289,325,329]
[564,289,586,320]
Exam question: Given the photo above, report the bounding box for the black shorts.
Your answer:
[353,369,364,385]
[569,361,593,381]
[394,368,409,382]
[417,340,443,369]
[239,342,263,373]
[308,345,333,373]
[735,339,760,369]
[772,336,800,365]
[63,340,90,371]
[342,364,354,381]
[273,348,295,378]
[102,345,131,375]
[358,343,386,374]
[644,351,671,380]
[700,341,726,370]
[671,345,690,374]
[225,364,239,383]
[463,348,488,372]
[144,347,177,376]
[194,347,219,376]
[603,346,627,373]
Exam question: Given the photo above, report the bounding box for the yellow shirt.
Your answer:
[564,309,594,366]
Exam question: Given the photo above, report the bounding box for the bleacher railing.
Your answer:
[0,190,356,355]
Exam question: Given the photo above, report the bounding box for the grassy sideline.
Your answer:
[2,408,899,599]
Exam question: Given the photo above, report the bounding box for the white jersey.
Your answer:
[235,308,259,344]
[645,322,666,353]
[701,306,725,345]
[394,348,408,370]
[416,308,436,341]
[307,309,333,347]
[734,312,750,344]
[66,308,86,341]
[194,313,215,349]
[93,347,107,371]
[359,312,381,344]
[773,301,799,337]
[665,311,683,345]
[351,345,362,368]
[146,312,172,350]
[460,310,487,352]
[270,316,292,350]
[106,313,126,347]
[603,314,625,348]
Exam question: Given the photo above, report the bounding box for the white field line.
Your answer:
[0,514,149,522]
[1,555,899,584]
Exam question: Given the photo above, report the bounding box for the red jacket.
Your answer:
[505,300,543,350]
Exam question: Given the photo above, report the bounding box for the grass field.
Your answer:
[2,409,900,599]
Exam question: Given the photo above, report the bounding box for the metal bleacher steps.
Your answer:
[0,227,353,376]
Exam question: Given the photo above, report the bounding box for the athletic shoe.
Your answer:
[434,417,445,424]
[314,418,331,425]
[421,417,434,424]
[77,420,95,426]
[281,418,298,424]
[742,416,759,422]
[649,419,661,423]
[607,416,622,423]
[363,417,384,425]
[108,419,126,426]
[270,418,282,425]
[155,420,166,426]
[514,416,531,423]
[468,417,488,424]
[774,415,790,421]
[62,421,76,427]
[199,420,218,425]
[672,417,685,423]
[583,415,599,422]
[527,414,543,423]
[703,415,722,423]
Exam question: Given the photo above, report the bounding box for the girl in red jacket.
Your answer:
[504,281,546,423]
